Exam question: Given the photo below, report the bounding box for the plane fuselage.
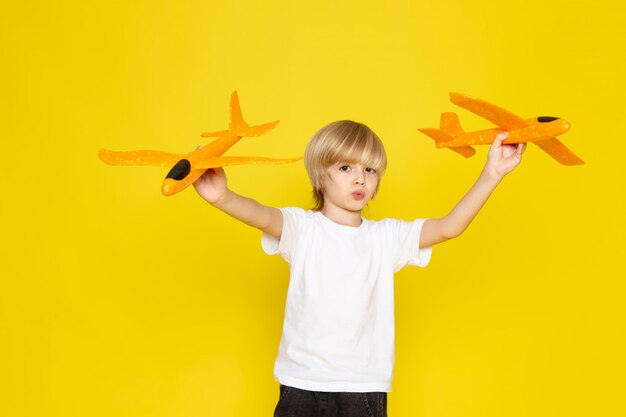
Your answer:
[436,117,571,149]
[161,133,241,196]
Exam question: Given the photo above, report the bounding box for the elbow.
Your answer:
[441,224,465,241]
[424,219,462,247]
[422,218,467,247]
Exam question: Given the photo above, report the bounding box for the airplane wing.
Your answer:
[449,92,529,130]
[99,149,185,167]
[200,129,229,138]
[200,120,280,138]
[194,155,302,169]
[238,120,281,137]
[532,138,585,165]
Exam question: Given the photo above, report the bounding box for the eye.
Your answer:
[339,165,350,172]
[365,167,377,174]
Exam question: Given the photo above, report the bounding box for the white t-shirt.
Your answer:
[262,207,432,393]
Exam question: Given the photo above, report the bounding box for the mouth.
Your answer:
[352,192,365,201]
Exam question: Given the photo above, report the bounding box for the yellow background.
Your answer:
[2,1,625,416]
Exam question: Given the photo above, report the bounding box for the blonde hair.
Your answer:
[304,120,387,211]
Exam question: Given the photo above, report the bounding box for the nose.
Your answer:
[353,170,365,185]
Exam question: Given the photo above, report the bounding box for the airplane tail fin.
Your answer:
[228,90,246,132]
[201,91,280,138]
[440,112,464,135]
[418,112,476,158]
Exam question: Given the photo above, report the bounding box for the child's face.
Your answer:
[321,162,380,215]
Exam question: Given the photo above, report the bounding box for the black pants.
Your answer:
[274,385,388,417]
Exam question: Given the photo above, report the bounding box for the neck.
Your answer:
[320,206,362,227]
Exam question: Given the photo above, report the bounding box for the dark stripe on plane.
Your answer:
[538,116,559,123]
[166,159,191,181]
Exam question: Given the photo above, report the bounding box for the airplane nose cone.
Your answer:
[162,179,176,196]
[537,116,570,135]
[162,159,192,196]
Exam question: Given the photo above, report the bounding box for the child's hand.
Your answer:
[193,167,228,204]
[191,146,228,204]
[485,132,526,179]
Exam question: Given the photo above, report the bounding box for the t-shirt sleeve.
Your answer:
[261,207,304,264]
[391,218,432,271]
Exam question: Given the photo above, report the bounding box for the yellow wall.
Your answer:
[2,1,624,416]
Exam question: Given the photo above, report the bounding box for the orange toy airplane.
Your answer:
[99,91,302,196]
[418,93,584,165]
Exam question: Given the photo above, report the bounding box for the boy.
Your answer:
[193,120,525,417]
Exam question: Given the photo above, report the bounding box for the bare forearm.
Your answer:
[420,134,524,249]
[211,189,282,238]
[440,169,502,238]
[421,169,503,247]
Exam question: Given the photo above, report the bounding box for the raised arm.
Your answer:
[193,167,283,239]
[420,132,525,248]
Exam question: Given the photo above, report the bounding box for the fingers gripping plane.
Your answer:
[418,93,584,165]
[99,91,302,196]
